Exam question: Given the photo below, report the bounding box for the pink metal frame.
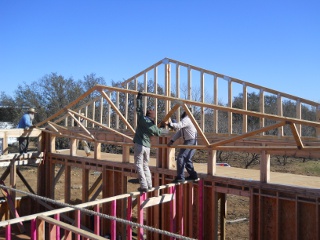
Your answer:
[2,182,204,239]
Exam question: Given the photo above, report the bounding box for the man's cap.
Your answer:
[146,110,156,119]
[28,108,37,113]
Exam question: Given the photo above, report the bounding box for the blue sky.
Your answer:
[1,1,320,102]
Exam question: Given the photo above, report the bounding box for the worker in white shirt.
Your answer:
[167,109,198,182]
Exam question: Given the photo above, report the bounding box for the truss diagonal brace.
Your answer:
[47,122,92,141]
[182,104,210,146]
[98,89,136,134]
[67,111,96,140]
[288,121,304,149]
[68,109,133,141]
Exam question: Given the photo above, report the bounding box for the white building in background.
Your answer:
[0,122,18,145]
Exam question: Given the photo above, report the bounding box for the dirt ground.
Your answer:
[1,150,319,239]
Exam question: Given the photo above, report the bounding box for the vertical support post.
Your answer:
[134,78,138,128]
[154,66,158,122]
[49,222,56,240]
[37,218,45,240]
[50,135,56,153]
[2,131,8,155]
[187,184,194,237]
[165,63,171,115]
[107,93,111,127]
[55,214,60,240]
[198,180,204,240]
[138,193,147,240]
[277,94,283,137]
[70,138,77,156]
[31,218,36,240]
[64,164,71,203]
[82,163,89,203]
[220,193,227,240]
[125,83,129,129]
[242,83,248,133]
[187,66,192,101]
[116,92,119,129]
[260,150,270,183]
[75,209,81,240]
[122,145,130,163]
[144,72,148,115]
[177,184,184,236]
[37,133,42,152]
[207,149,217,175]
[200,71,205,131]
[126,196,133,240]
[167,145,176,170]
[214,75,218,134]
[9,158,17,206]
[100,97,104,125]
[92,101,96,128]
[94,204,100,235]
[316,105,320,138]
[94,142,101,160]
[169,186,176,240]
[111,200,116,240]
[228,79,233,135]
[259,89,265,135]
[296,100,301,135]
[5,224,11,240]
[176,64,181,119]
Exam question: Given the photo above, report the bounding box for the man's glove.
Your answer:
[137,91,144,100]
[167,140,174,147]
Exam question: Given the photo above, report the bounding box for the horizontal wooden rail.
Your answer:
[37,215,105,240]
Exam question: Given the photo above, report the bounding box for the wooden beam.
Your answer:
[68,109,133,141]
[36,85,99,127]
[141,194,174,209]
[67,111,96,140]
[37,215,105,240]
[16,168,35,194]
[260,150,270,183]
[98,89,135,134]
[95,85,320,128]
[182,104,210,146]
[210,121,287,147]
[289,122,304,149]
[157,104,180,127]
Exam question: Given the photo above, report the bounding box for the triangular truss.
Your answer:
[34,58,320,156]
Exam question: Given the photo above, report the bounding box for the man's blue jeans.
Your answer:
[176,139,197,179]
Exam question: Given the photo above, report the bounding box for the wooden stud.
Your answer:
[259,89,265,135]
[126,196,132,240]
[243,83,248,133]
[260,150,270,183]
[111,200,116,240]
[228,79,233,135]
[214,75,218,134]
[277,94,283,137]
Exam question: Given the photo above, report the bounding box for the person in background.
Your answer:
[167,109,198,182]
[133,92,164,192]
[17,108,37,154]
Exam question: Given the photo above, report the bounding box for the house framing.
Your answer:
[0,58,320,239]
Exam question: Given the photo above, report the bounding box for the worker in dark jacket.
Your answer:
[133,92,163,192]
